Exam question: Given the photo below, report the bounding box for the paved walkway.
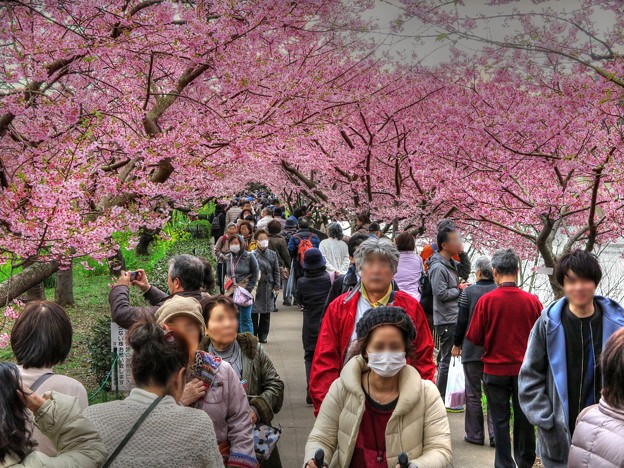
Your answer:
[263,305,496,467]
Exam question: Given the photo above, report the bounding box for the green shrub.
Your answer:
[87,316,114,390]
[150,238,216,291]
[43,273,56,289]
[197,200,216,220]
[187,220,212,239]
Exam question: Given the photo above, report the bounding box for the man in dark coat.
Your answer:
[296,248,335,405]
[288,217,320,304]
[110,254,207,329]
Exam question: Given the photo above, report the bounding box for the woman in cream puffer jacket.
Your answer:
[304,353,451,467]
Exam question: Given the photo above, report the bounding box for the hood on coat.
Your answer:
[426,251,453,270]
[341,355,424,416]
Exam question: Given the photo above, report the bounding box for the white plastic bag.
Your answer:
[445,356,466,409]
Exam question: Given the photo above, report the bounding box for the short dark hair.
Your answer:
[348,233,369,257]
[555,249,602,286]
[127,317,189,388]
[267,220,282,235]
[274,207,283,217]
[298,216,310,229]
[11,301,72,368]
[436,227,456,251]
[198,257,216,293]
[395,231,415,252]
[293,207,304,218]
[491,248,520,275]
[254,228,269,240]
[168,254,204,291]
[201,295,238,324]
[369,223,381,232]
[0,362,35,463]
[238,220,253,235]
[601,328,624,409]
[356,213,370,225]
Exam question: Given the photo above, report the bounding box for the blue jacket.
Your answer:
[287,230,320,262]
[519,295,624,467]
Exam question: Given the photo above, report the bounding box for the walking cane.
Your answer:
[398,452,411,468]
[314,448,325,468]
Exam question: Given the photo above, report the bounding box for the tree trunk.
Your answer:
[108,249,126,276]
[25,281,46,302]
[136,228,159,256]
[0,261,59,305]
[55,266,74,306]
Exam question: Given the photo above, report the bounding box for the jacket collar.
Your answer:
[199,332,258,360]
[126,388,177,407]
[545,295,624,427]
[341,355,423,416]
[599,398,624,421]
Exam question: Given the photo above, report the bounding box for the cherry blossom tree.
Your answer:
[0,0,375,303]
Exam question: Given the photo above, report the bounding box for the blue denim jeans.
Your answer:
[238,304,253,333]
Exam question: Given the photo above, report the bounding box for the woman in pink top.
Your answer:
[393,232,425,301]
[10,301,89,457]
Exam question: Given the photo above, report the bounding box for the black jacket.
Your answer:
[296,270,334,353]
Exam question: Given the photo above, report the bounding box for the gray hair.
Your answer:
[491,248,520,276]
[327,222,343,240]
[168,254,204,291]
[474,256,493,280]
[354,238,399,274]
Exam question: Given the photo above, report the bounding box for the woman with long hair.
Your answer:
[0,362,106,467]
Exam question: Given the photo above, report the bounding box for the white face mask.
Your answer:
[367,351,406,377]
[258,240,269,249]
[230,245,241,254]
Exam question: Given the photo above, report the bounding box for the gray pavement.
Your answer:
[263,305,496,468]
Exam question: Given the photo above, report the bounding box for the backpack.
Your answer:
[211,213,222,231]
[420,242,437,299]
[294,234,314,267]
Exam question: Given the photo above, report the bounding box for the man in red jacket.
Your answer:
[309,238,436,414]
[467,248,542,468]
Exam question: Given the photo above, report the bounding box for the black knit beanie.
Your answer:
[355,306,416,342]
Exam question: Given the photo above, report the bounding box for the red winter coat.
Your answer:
[309,290,436,414]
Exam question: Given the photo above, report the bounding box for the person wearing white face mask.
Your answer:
[304,306,452,468]
[224,234,259,334]
[252,229,280,343]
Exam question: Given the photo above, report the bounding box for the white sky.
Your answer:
[362,0,617,66]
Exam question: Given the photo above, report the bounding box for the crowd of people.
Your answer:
[2,194,624,468]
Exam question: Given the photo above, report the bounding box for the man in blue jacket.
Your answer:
[519,249,624,467]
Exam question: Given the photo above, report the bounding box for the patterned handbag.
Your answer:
[233,285,254,307]
[253,422,282,460]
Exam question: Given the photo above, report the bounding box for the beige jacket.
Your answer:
[3,391,106,467]
[304,355,451,468]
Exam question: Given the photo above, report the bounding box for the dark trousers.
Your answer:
[217,262,225,294]
[252,313,271,341]
[464,361,494,443]
[483,373,536,468]
[435,324,456,399]
[305,357,313,392]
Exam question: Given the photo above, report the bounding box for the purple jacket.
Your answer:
[194,353,256,467]
[569,399,624,467]
[394,251,424,301]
